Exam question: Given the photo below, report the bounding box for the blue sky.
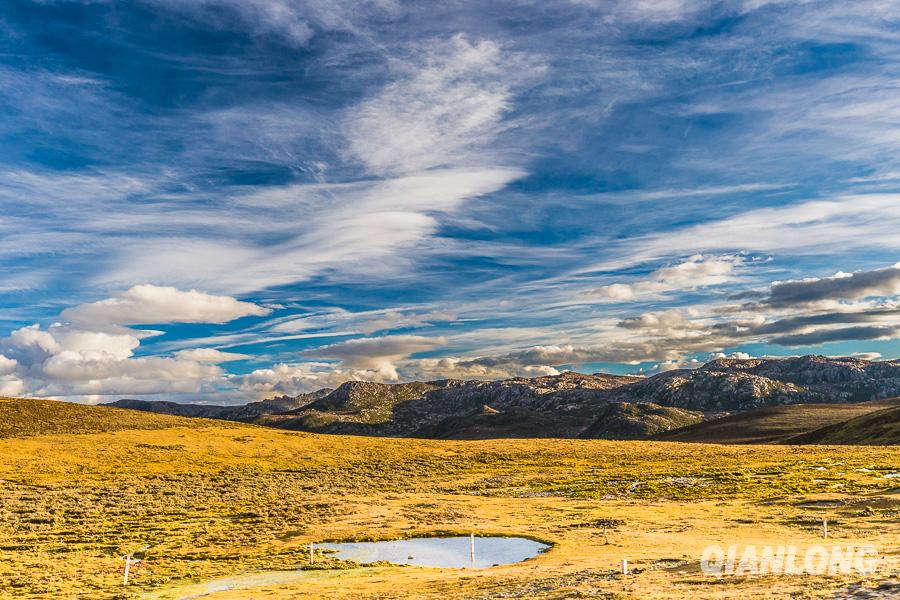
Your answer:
[0,0,897,402]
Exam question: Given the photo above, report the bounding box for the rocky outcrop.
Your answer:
[613,356,900,411]
[614,369,809,411]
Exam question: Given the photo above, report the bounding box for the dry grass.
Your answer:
[0,399,897,599]
[0,397,208,438]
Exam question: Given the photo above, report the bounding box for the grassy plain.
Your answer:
[0,398,897,599]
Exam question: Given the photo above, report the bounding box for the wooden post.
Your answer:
[621,559,628,575]
[310,542,315,564]
[823,519,828,539]
[470,533,475,567]
[122,545,148,585]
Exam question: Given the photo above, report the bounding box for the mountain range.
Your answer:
[108,355,900,443]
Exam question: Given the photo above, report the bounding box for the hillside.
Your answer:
[262,372,643,437]
[579,402,703,440]
[789,404,900,445]
[109,389,331,421]
[0,396,201,438]
[104,355,900,441]
[409,405,598,439]
[653,398,900,444]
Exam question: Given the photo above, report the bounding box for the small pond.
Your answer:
[319,536,548,569]
[148,536,549,599]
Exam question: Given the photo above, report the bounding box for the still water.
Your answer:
[319,536,548,569]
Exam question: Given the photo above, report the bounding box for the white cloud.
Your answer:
[709,351,754,360]
[404,356,561,381]
[51,329,141,361]
[0,34,530,300]
[0,375,24,397]
[344,34,531,175]
[0,169,150,207]
[41,351,220,386]
[847,352,883,361]
[589,254,743,301]
[0,322,225,401]
[586,195,900,272]
[0,354,18,376]
[0,285,272,401]
[619,309,706,335]
[646,357,704,375]
[270,307,456,335]
[95,167,522,294]
[4,324,62,365]
[174,348,252,363]
[63,284,271,327]
[232,362,386,397]
[306,334,446,380]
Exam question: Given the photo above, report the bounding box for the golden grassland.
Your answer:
[0,397,200,439]
[0,399,897,599]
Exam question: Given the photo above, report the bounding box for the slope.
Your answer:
[652,398,900,444]
[0,396,206,438]
[789,404,900,445]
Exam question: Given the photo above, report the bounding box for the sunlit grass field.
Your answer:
[0,398,897,599]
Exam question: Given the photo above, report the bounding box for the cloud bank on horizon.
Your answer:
[0,0,898,402]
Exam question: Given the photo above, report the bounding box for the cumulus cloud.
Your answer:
[0,355,23,396]
[62,284,271,327]
[0,355,17,376]
[0,378,25,398]
[0,285,272,401]
[709,351,754,360]
[0,322,223,400]
[231,362,386,397]
[589,255,743,301]
[643,357,704,375]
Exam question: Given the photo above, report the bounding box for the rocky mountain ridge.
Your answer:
[106,355,900,440]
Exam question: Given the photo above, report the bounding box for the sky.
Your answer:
[0,0,898,403]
